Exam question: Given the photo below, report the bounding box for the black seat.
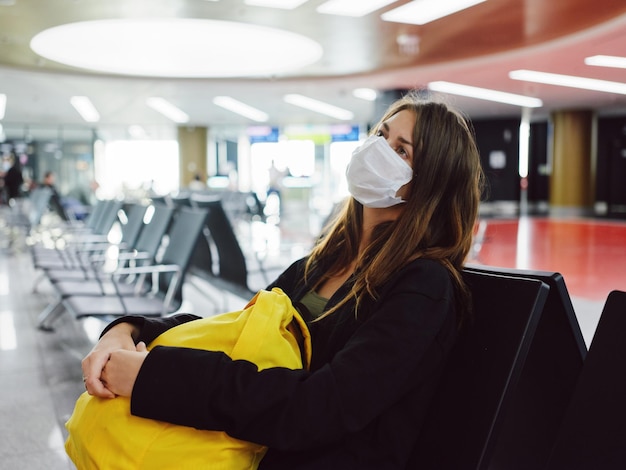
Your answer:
[35,202,150,285]
[463,264,587,469]
[545,290,626,470]
[189,194,256,301]
[61,206,208,321]
[410,269,549,470]
[36,204,176,329]
[31,199,124,269]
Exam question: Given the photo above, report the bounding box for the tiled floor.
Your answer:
[1,203,624,469]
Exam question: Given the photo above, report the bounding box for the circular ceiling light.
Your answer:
[30,18,323,78]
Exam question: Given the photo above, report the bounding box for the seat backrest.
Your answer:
[545,290,626,470]
[92,200,124,236]
[464,264,587,469]
[82,199,108,230]
[191,195,249,290]
[170,191,192,209]
[119,203,149,248]
[132,204,175,261]
[188,224,215,277]
[157,206,209,305]
[410,270,549,470]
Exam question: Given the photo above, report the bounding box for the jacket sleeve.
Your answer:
[100,314,202,345]
[130,260,455,452]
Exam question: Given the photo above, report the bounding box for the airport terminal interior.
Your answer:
[1,0,626,468]
[1,194,625,469]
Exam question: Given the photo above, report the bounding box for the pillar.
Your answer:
[177,126,208,188]
[550,110,594,216]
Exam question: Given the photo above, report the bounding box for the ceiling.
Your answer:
[1,0,626,142]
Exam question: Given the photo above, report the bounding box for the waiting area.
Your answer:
[1,190,625,469]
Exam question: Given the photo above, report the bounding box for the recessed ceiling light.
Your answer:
[213,96,269,122]
[382,0,487,25]
[509,70,626,95]
[244,0,309,8]
[584,55,626,69]
[428,81,543,108]
[70,96,100,122]
[30,18,322,78]
[0,94,6,120]
[283,94,354,120]
[316,0,398,17]
[146,97,190,123]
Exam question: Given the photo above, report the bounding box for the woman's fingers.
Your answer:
[82,351,116,398]
[101,349,149,397]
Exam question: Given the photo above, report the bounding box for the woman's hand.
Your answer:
[101,342,149,397]
[82,322,139,398]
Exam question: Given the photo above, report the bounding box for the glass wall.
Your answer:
[0,124,96,206]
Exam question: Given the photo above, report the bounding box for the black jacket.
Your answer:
[107,257,457,469]
[4,165,23,199]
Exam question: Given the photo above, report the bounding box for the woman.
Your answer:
[82,94,484,469]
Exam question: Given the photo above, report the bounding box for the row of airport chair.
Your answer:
[413,265,625,470]
[32,200,209,330]
[30,198,125,277]
[31,194,268,330]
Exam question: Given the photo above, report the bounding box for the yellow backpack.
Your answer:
[65,288,311,470]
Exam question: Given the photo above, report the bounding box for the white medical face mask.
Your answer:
[346,135,413,208]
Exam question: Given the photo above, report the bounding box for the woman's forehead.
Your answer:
[383,109,416,131]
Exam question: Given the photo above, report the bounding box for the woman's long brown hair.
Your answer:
[305,93,485,324]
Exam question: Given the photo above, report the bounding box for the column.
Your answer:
[550,110,594,216]
[177,126,208,188]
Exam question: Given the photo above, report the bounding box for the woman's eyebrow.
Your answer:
[399,136,414,148]
[382,122,414,148]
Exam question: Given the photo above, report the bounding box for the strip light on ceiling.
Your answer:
[382,0,487,25]
[146,97,190,123]
[0,94,6,120]
[213,96,269,122]
[353,88,378,101]
[509,70,626,95]
[244,0,309,9]
[70,96,100,122]
[584,55,626,69]
[283,94,354,120]
[428,81,543,107]
[316,0,397,17]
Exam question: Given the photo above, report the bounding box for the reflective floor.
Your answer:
[471,216,626,346]
[1,204,624,469]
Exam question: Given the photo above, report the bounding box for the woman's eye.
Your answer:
[375,130,384,137]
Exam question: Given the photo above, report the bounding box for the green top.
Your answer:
[299,290,329,319]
